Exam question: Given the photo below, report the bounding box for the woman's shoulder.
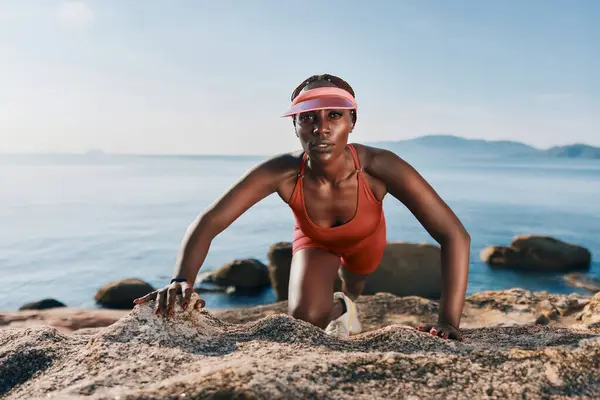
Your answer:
[256,150,304,179]
[349,142,401,169]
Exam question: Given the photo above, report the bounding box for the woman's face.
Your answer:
[294,82,354,162]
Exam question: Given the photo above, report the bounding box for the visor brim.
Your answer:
[282,97,356,117]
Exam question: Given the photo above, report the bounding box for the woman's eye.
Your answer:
[329,111,342,118]
[299,114,314,122]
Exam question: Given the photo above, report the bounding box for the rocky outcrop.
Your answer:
[18,299,66,311]
[577,292,600,328]
[1,291,600,399]
[267,242,441,301]
[363,242,442,299]
[0,307,128,334]
[94,279,155,309]
[267,242,294,300]
[481,235,592,271]
[204,259,270,293]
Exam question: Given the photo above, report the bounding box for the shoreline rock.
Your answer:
[0,307,128,334]
[1,291,599,399]
[267,241,443,301]
[363,242,442,299]
[18,298,66,311]
[481,235,592,271]
[94,278,155,309]
[204,258,270,291]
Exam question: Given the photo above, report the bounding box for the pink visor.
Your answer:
[282,87,357,117]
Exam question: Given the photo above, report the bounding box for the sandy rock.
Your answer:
[19,299,66,311]
[2,288,591,336]
[565,272,600,293]
[71,327,106,336]
[94,278,155,309]
[535,299,560,320]
[466,288,590,318]
[577,292,600,327]
[206,259,269,291]
[1,293,600,399]
[481,235,591,271]
[364,242,442,299]
[535,314,550,325]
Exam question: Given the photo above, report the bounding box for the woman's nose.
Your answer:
[313,112,330,135]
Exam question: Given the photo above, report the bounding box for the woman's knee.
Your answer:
[342,279,365,300]
[338,267,368,300]
[288,302,331,329]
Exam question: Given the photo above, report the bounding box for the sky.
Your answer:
[0,1,599,155]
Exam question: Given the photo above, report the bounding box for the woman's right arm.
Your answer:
[133,154,294,316]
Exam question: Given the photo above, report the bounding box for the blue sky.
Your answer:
[1,1,598,155]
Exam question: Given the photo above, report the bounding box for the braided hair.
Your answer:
[290,74,357,125]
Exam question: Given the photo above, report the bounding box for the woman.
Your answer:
[134,74,470,341]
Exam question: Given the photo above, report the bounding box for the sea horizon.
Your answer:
[1,151,599,312]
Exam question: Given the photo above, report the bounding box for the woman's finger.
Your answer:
[133,291,157,305]
[155,290,166,316]
[180,282,193,310]
[166,285,179,316]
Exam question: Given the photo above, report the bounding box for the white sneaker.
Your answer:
[325,292,362,337]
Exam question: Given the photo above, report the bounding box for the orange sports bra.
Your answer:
[288,144,386,255]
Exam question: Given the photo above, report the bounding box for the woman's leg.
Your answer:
[288,247,344,329]
[338,237,385,300]
[338,266,369,301]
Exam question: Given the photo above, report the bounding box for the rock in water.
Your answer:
[94,279,155,309]
[2,293,600,399]
[18,299,66,311]
[207,259,270,291]
[481,235,592,271]
[267,242,294,300]
[267,242,440,301]
[364,242,442,299]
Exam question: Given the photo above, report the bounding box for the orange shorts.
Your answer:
[292,220,387,275]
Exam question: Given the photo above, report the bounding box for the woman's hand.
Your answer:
[416,322,462,341]
[133,280,205,317]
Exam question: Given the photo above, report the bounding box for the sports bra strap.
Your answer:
[298,153,308,177]
[347,144,362,172]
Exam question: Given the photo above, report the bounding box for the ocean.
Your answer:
[1,151,599,311]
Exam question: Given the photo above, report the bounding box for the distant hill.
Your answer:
[367,135,600,160]
[544,144,600,159]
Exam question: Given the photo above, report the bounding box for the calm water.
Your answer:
[1,152,599,311]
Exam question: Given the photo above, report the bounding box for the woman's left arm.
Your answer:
[367,147,470,337]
